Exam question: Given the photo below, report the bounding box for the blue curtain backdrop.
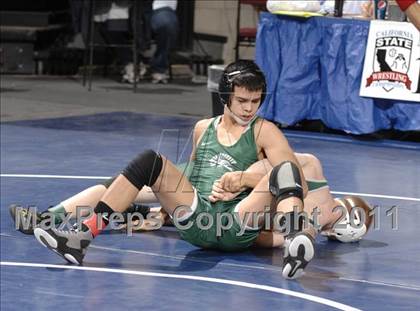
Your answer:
[255,13,420,134]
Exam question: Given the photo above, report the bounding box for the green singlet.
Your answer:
[177,116,261,251]
[175,117,330,251]
[307,180,329,192]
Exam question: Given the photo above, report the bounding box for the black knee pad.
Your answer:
[269,161,303,204]
[122,149,163,190]
[101,176,117,188]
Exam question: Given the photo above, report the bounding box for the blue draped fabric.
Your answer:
[255,13,420,134]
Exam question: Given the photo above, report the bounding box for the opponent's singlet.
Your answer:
[188,116,259,210]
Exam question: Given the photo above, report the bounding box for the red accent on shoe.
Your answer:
[83,213,106,237]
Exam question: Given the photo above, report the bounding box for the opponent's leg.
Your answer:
[11,175,159,235]
[295,154,374,241]
[251,154,341,228]
[296,153,342,229]
[9,184,107,235]
[253,154,341,248]
[254,183,339,249]
[9,204,50,235]
[253,154,372,248]
[57,178,158,215]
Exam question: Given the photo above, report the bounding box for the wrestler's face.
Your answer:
[229,86,262,123]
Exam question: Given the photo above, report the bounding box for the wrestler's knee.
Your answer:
[122,149,164,190]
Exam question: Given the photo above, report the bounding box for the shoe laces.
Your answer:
[54,225,80,235]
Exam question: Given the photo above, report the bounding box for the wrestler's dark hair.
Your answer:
[218,60,267,107]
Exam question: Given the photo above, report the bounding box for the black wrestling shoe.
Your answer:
[282,232,315,279]
[34,225,93,265]
[9,205,47,235]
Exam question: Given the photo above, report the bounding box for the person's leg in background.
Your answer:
[149,7,179,84]
[96,21,135,83]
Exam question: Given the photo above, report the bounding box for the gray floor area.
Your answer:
[1,75,213,122]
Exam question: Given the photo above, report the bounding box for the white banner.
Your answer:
[360,20,420,102]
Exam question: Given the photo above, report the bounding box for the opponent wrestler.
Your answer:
[31,60,315,279]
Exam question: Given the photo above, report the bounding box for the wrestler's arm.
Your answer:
[211,122,307,200]
[255,120,308,195]
[215,120,307,194]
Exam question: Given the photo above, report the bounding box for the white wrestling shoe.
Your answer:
[282,232,315,279]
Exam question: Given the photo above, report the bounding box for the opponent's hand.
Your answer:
[208,180,241,202]
[219,171,247,193]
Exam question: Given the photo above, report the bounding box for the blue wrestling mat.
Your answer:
[1,112,419,311]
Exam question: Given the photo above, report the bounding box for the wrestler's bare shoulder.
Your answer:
[254,118,284,137]
[194,118,214,136]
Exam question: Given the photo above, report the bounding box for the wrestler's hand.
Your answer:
[219,171,247,193]
[209,180,241,202]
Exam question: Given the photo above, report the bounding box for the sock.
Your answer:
[46,204,67,224]
[82,201,114,237]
